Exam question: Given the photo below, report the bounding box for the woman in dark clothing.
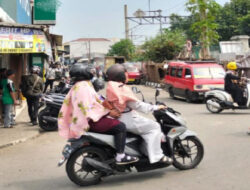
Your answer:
[224,62,245,106]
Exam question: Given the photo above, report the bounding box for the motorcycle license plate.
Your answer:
[57,144,73,167]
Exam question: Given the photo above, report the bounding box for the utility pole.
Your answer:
[124,5,129,39]
[88,40,91,64]
[158,10,163,36]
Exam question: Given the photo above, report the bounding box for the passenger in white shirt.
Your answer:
[44,65,56,93]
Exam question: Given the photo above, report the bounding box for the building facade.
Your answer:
[0,0,57,90]
[65,37,119,65]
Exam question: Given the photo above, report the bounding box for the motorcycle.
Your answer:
[58,87,204,186]
[38,78,105,131]
[205,78,250,113]
[50,80,72,94]
[38,93,65,131]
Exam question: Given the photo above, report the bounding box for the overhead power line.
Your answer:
[124,5,188,43]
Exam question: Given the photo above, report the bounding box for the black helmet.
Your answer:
[106,64,126,83]
[92,78,105,92]
[69,63,94,82]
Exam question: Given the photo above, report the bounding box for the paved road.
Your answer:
[0,86,250,190]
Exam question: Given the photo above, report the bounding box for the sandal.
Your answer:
[160,156,173,164]
[116,155,139,165]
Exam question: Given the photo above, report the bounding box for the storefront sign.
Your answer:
[33,0,56,25]
[0,26,47,54]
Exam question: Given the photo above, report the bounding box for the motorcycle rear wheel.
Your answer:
[66,146,107,186]
[173,136,204,170]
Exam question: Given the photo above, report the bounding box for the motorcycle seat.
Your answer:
[86,131,141,142]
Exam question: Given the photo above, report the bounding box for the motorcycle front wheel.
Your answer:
[66,146,107,186]
[173,136,204,170]
[206,98,223,113]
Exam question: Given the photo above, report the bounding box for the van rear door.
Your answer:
[173,67,185,96]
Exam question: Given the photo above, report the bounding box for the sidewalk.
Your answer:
[0,102,41,149]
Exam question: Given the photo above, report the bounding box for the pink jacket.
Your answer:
[58,81,109,139]
[106,81,138,112]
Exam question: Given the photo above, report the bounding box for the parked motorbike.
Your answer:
[51,80,71,94]
[58,87,204,186]
[205,78,250,113]
[38,93,65,131]
[38,78,105,131]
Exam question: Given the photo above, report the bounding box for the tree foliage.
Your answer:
[239,13,250,35]
[170,14,199,43]
[216,0,250,40]
[141,30,186,63]
[107,39,135,61]
[186,0,220,58]
[170,0,250,42]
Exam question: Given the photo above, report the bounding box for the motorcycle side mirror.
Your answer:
[132,87,141,94]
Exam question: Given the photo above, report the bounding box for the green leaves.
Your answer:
[239,13,250,35]
[216,0,250,41]
[107,39,135,61]
[141,29,186,62]
[186,0,220,58]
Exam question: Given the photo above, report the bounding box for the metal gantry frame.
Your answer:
[124,5,188,43]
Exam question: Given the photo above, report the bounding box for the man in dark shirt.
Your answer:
[224,62,244,106]
[25,66,44,125]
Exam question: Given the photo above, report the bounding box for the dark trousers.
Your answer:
[104,123,126,153]
[227,86,244,105]
[26,96,40,122]
[44,79,54,93]
[89,119,126,153]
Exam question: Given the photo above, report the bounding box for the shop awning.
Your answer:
[0,23,52,56]
[50,34,63,46]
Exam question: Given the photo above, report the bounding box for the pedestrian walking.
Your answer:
[55,63,63,81]
[0,69,18,128]
[25,66,44,125]
[43,64,56,93]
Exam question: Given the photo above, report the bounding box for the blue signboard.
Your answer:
[0,26,43,35]
[16,0,31,24]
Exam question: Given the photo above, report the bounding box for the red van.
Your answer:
[124,63,141,84]
[165,61,225,102]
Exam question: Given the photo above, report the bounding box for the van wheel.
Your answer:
[185,90,193,103]
[169,87,174,98]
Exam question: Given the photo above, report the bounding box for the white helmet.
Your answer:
[32,66,41,74]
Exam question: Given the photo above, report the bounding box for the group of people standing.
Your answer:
[43,63,65,93]
[0,62,66,128]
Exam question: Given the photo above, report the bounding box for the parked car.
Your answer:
[164,61,225,102]
[124,63,142,84]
